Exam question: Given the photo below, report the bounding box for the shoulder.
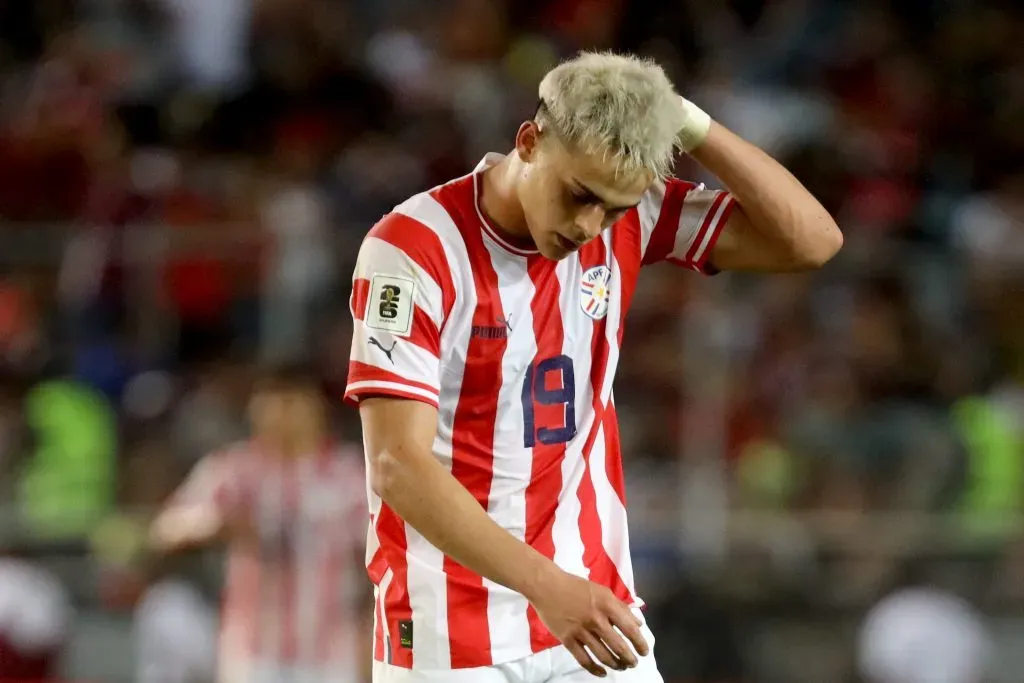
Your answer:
[355,176,479,316]
[365,174,476,258]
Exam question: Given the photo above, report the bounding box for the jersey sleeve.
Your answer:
[638,178,737,273]
[344,211,456,409]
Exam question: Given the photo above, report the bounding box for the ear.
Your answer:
[514,121,542,162]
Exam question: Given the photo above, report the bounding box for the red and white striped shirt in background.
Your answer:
[345,153,736,670]
[165,441,368,683]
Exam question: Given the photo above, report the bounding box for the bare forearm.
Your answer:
[373,445,557,600]
[690,121,842,268]
[149,507,222,552]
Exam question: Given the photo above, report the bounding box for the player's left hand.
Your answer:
[528,569,649,677]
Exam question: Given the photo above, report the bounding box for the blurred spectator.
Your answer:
[0,548,73,682]
[258,125,336,364]
[19,378,116,539]
[134,566,218,683]
[858,586,991,683]
[157,0,253,95]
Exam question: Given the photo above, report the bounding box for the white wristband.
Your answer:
[677,96,712,153]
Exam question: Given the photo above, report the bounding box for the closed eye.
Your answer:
[568,180,641,214]
[570,188,599,206]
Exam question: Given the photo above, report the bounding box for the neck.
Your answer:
[480,153,530,240]
[260,434,322,459]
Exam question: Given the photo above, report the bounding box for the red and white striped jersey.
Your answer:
[345,153,736,670]
[164,441,368,682]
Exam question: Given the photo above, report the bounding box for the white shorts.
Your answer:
[372,616,662,683]
[221,659,362,683]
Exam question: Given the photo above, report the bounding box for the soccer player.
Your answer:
[151,366,369,683]
[346,52,843,682]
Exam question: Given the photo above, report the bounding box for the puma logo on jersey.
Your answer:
[368,336,397,363]
[472,316,511,340]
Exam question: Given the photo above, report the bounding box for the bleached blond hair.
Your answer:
[536,51,685,180]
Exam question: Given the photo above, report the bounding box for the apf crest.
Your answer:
[579,265,612,320]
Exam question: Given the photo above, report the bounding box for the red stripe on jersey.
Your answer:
[367,546,387,584]
[377,504,413,667]
[344,386,439,409]
[524,255,567,653]
[279,460,299,663]
[613,209,644,348]
[432,182,502,668]
[589,547,633,603]
[351,277,370,320]
[675,192,733,273]
[351,277,441,356]
[345,361,439,407]
[603,403,627,507]
[575,237,633,605]
[369,212,457,322]
[641,181,694,265]
[411,307,442,357]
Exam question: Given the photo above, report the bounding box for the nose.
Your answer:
[574,205,605,241]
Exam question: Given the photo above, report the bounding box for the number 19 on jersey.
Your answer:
[521,355,576,447]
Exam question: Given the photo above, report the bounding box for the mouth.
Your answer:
[557,235,581,252]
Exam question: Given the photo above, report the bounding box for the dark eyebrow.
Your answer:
[571,179,641,213]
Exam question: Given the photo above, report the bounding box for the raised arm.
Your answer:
[668,97,843,273]
[696,121,843,272]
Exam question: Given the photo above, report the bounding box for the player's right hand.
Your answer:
[529,571,649,677]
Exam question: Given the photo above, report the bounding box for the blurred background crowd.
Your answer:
[0,0,1022,681]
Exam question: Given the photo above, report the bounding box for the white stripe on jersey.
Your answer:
[588,418,637,599]
[377,567,395,662]
[637,182,670,254]
[485,245,537,662]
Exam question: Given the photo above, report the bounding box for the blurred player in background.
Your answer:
[151,365,369,683]
[347,51,843,682]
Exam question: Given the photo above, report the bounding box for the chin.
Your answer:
[539,242,571,261]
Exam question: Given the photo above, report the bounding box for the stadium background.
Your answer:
[0,0,1022,680]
